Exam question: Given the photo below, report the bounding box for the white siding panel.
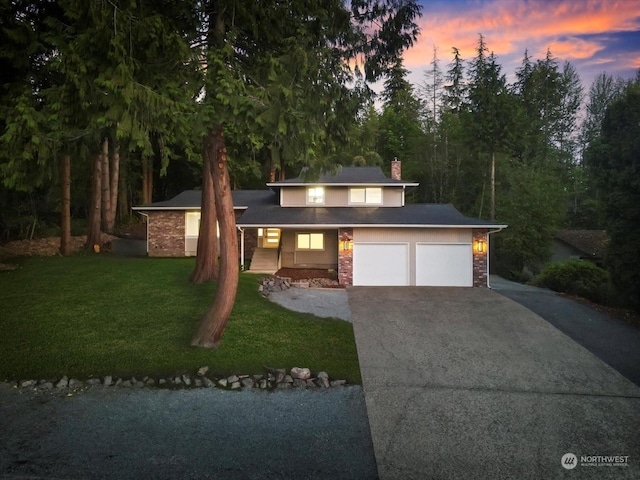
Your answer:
[354,228,471,243]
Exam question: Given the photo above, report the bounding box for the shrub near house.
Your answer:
[533,260,612,305]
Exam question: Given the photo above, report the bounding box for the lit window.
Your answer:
[350,188,366,203]
[185,212,201,236]
[350,187,382,204]
[296,233,324,250]
[307,187,325,204]
[366,187,382,204]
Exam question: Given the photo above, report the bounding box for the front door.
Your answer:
[260,228,281,248]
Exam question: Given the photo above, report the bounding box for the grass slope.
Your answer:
[0,255,361,383]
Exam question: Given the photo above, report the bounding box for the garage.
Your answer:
[353,243,409,286]
[416,243,473,287]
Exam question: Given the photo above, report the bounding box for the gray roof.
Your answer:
[554,230,608,257]
[267,166,418,187]
[133,190,276,210]
[236,203,506,229]
[133,188,506,229]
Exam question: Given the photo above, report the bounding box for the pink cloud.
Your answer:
[404,0,640,69]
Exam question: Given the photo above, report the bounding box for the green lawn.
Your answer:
[0,255,361,383]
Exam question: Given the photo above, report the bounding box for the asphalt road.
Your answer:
[0,385,378,480]
[490,276,640,387]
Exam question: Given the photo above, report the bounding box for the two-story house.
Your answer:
[133,160,506,287]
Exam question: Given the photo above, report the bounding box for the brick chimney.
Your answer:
[391,157,401,180]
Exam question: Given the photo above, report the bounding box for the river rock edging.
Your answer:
[7,366,348,395]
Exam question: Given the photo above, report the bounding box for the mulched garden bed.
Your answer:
[273,268,343,288]
[274,268,338,282]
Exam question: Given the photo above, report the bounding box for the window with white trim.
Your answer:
[296,232,324,250]
[349,187,382,205]
[185,211,201,236]
[307,187,325,205]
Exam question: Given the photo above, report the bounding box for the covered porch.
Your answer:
[240,227,340,274]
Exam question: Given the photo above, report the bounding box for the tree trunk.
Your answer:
[141,155,149,204]
[107,141,120,233]
[269,144,279,182]
[490,150,496,221]
[118,148,130,221]
[59,153,72,256]
[86,153,102,251]
[100,137,112,233]
[191,125,238,348]
[141,156,153,204]
[190,134,219,283]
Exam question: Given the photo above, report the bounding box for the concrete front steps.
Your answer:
[248,248,279,273]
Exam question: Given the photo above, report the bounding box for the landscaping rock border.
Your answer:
[5,366,348,395]
[258,276,339,295]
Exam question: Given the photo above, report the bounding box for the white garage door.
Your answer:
[416,244,473,286]
[353,243,409,286]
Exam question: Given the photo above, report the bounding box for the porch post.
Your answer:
[239,227,245,270]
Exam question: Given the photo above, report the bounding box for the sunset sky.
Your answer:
[401,0,640,93]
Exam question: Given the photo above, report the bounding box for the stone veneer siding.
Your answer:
[147,209,258,259]
[472,229,488,287]
[147,211,185,257]
[338,228,353,286]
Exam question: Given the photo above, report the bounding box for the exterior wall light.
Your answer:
[342,240,353,251]
[475,239,485,253]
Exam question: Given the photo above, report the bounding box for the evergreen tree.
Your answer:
[465,35,515,220]
[438,47,469,206]
[584,75,640,309]
[378,59,425,197]
[581,73,627,152]
[572,72,627,228]
[442,47,466,113]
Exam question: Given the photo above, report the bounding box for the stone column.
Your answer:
[338,228,353,286]
[472,229,488,287]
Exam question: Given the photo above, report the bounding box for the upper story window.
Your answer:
[307,187,325,205]
[350,187,382,205]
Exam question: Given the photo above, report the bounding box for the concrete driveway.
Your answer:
[348,287,640,480]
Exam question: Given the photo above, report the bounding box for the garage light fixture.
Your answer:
[474,239,485,253]
[342,240,353,251]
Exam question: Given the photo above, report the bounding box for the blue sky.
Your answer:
[401,0,640,92]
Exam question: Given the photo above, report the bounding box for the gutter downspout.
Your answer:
[486,227,505,289]
[137,212,150,256]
